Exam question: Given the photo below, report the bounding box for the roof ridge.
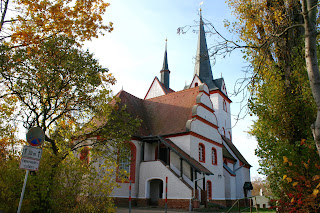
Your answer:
[117,90,143,101]
[146,86,199,101]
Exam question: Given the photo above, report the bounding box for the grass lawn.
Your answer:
[194,203,276,213]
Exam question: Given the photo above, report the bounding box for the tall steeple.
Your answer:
[194,9,214,88]
[160,39,170,89]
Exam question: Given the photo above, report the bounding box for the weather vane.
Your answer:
[200,1,203,11]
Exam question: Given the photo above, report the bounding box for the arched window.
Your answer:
[223,99,227,112]
[207,180,212,200]
[117,142,136,183]
[222,127,226,136]
[212,148,217,165]
[199,143,205,163]
[195,82,199,87]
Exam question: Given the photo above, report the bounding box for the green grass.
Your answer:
[194,206,276,213]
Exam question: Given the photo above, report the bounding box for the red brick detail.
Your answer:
[197,103,215,113]
[158,199,191,210]
[116,141,136,183]
[199,143,205,163]
[209,90,232,103]
[190,132,223,148]
[192,115,218,129]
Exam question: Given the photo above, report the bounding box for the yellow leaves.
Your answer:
[283,156,292,166]
[313,175,320,181]
[10,0,112,47]
[303,162,309,169]
[283,174,287,180]
[286,177,293,183]
[316,183,320,189]
[312,189,319,197]
[291,197,295,203]
[292,182,298,187]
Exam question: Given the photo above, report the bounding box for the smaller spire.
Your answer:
[162,38,169,70]
[160,38,170,89]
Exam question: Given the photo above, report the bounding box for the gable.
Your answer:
[144,77,166,99]
[189,75,202,88]
[144,77,175,100]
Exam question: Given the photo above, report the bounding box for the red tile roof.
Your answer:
[116,87,200,137]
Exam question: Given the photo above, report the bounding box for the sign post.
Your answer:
[17,127,45,213]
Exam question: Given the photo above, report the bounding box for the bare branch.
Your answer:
[0,0,10,32]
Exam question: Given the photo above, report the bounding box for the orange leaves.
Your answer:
[9,0,112,47]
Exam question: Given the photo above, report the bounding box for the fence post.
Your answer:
[165,176,168,213]
[129,176,132,213]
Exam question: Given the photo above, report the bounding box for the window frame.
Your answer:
[116,141,136,183]
[211,147,217,165]
[207,180,212,200]
[199,143,206,163]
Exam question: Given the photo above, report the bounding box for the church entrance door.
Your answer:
[148,179,164,206]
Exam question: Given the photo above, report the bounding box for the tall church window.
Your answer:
[223,99,227,112]
[199,143,205,163]
[228,131,232,141]
[222,127,226,136]
[116,142,136,183]
[212,148,217,165]
[207,180,212,199]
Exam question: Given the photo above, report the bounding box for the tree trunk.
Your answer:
[301,0,320,156]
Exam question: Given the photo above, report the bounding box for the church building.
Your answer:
[111,11,252,209]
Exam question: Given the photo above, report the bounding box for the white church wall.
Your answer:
[138,161,192,199]
[168,135,191,155]
[145,78,165,99]
[210,93,232,140]
[223,170,231,199]
[192,105,218,126]
[223,169,237,200]
[196,93,213,110]
[144,142,155,161]
[189,120,221,143]
[205,171,225,200]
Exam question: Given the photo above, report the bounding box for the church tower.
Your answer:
[190,9,233,141]
[194,9,215,89]
[160,39,170,89]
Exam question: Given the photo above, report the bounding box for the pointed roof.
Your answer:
[116,87,200,137]
[162,39,169,70]
[194,10,215,89]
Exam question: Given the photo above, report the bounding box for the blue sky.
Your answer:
[85,0,262,178]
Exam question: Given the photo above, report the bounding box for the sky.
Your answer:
[85,0,262,179]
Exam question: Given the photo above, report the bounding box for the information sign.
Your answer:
[19,158,40,171]
[22,146,42,160]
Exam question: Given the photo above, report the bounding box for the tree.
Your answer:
[0,35,140,212]
[0,0,113,47]
[223,0,320,211]
[251,176,272,197]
